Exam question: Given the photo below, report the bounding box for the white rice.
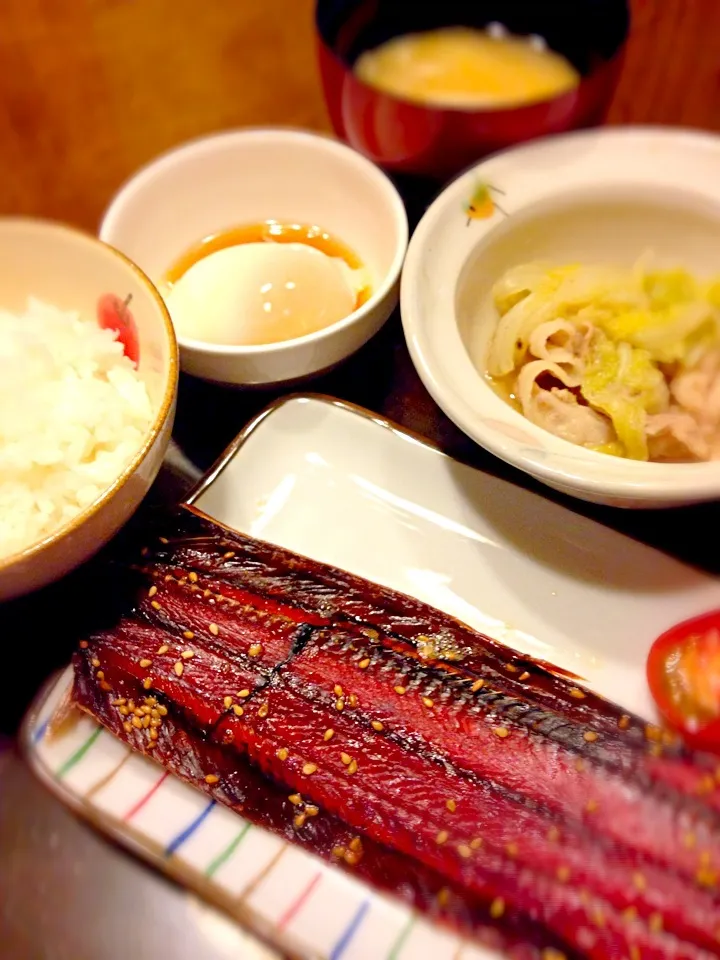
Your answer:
[0,298,153,560]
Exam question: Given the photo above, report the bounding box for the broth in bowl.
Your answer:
[354,25,580,110]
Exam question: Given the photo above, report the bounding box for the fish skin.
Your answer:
[69,506,720,959]
[72,655,571,960]
[214,667,720,958]
[147,510,720,765]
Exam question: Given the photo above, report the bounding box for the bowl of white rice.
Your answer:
[0,218,178,601]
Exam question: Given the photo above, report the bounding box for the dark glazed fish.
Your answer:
[70,506,720,959]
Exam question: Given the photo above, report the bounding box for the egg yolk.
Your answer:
[164,242,360,346]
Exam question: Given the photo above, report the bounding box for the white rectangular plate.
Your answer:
[23,395,719,960]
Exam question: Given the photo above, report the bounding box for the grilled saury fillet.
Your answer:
[69,506,720,959]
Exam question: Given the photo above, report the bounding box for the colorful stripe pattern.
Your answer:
[28,671,492,960]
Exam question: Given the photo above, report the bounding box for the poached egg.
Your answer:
[164,241,365,346]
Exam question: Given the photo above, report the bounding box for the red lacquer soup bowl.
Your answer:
[316,0,630,180]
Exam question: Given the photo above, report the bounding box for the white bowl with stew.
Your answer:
[401,127,720,508]
[99,128,408,387]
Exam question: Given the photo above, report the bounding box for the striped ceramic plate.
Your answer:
[27,667,487,960]
[22,396,718,960]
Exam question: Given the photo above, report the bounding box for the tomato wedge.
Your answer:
[647,610,720,751]
[97,292,140,366]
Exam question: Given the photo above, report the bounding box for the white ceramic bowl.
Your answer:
[99,128,408,386]
[0,218,178,601]
[401,127,720,509]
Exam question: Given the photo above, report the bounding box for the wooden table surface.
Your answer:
[2,1,720,958]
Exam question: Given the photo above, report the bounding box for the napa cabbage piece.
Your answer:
[488,261,720,378]
[581,334,669,461]
[588,440,626,458]
[706,280,720,308]
[644,268,698,308]
[489,262,643,377]
[594,301,717,366]
[489,263,579,376]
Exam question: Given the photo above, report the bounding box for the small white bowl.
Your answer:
[401,127,720,509]
[0,218,178,601]
[100,128,408,386]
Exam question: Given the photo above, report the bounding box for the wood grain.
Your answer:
[0,0,718,233]
[607,0,720,129]
[0,0,329,229]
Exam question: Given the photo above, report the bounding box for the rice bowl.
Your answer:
[0,218,177,601]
